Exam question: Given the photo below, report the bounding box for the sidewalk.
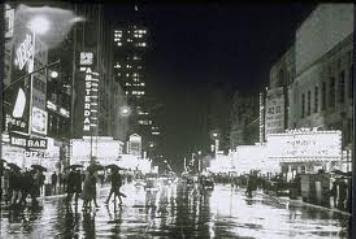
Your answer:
[258,190,351,217]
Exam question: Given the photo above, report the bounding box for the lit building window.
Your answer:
[126,73,130,77]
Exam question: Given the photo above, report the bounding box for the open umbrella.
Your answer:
[65,164,83,170]
[105,164,125,171]
[87,164,104,172]
[331,169,352,177]
[31,164,47,172]
[7,163,21,171]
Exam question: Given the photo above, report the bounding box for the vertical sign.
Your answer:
[265,87,285,136]
[30,34,48,135]
[80,52,99,134]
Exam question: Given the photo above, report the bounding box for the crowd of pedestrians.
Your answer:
[0,160,129,212]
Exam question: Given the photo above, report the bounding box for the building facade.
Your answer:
[72,4,114,139]
[288,4,353,149]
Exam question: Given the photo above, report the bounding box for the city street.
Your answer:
[0,182,350,238]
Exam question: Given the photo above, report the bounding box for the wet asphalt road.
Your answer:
[0,182,350,238]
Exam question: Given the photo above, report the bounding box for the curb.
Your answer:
[258,191,351,217]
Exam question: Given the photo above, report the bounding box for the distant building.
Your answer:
[112,24,150,136]
[288,4,353,148]
[229,91,259,150]
[208,82,232,153]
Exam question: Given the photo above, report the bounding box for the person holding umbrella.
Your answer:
[105,165,126,206]
[7,163,22,206]
[82,164,102,210]
[31,165,47,198]
[65,166,80,206]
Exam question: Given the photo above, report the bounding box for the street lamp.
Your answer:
[27,15,50,35]
[50,71,58,78]
[119,105,131,117]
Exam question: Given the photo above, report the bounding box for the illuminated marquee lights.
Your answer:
[82,67,99,132]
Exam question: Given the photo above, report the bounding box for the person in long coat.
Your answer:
[82,169,99,210]
[105,169,125,205]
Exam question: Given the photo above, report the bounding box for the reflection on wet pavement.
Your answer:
[0,183,350,238]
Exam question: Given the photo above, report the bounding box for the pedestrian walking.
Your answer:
[105,168,126,206]
[330,179,338,208]
[82,168,99,210]
[7,167,21,206]
[66,168,77,205]
[19,169,39,207]
[51,172,58,195]
[338,179,347,210]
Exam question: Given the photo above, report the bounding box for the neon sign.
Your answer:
[82,67,99,132]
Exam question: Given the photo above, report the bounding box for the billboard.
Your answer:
[265,87,285,136]
[267,130,342,161]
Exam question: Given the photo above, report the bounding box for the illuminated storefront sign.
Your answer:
[265,87,285,136]
[9,134,48,149]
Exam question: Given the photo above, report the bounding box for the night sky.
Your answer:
[106,3,315,170]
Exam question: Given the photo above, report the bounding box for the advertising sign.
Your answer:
[267,130,342,161]
[9,133,48,149]
[265,87,285,136]
[31,107,48,135]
